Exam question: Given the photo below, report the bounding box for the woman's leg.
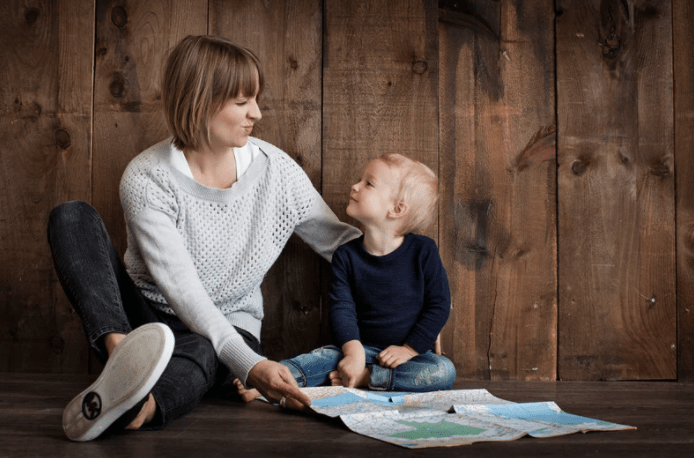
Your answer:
[47,201,159,359]
[364,347,456,392]
[147,327,218,428]
[279,345,342,387]
[48,202,174,439]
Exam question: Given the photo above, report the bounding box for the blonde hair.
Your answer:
[377,153,438,235]
[162,35,264,151]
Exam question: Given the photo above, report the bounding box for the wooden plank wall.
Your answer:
[557,0,676,380]
[0,0,691,381]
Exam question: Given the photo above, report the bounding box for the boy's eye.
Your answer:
[236,100,247,106]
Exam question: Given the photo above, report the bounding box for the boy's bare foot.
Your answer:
[329,371,342,386]
[234,378,261,402]
[328,367,370,388]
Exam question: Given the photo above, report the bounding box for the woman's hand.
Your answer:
[377,344,418,369]
[246,360,311,410]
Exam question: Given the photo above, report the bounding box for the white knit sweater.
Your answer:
[119,137,360,384]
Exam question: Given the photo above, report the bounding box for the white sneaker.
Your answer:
[62,323,175,441]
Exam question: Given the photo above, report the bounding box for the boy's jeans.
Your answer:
[281,345,456,392]
[47,201,261,428]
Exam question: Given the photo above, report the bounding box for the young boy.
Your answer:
[236,153,454,401]
[282,153,454,393]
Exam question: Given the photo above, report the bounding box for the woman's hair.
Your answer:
[377,153,438,235]
[162,35,265,151]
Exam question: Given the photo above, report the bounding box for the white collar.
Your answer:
[170,141,260,180]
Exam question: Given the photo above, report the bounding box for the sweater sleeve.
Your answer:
[279,155,361,262]
[294,193,362,262]
[403,239,452,354]
[121,173,265,385]
[247,137,361,262]
[328,248,361,346]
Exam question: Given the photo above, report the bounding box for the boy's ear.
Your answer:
[388,199,409,220]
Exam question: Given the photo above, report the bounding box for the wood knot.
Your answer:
[412,61,428,74]
[571,160,587,175]
[111,6,127,28]
[55,129,71,149]
[110,73,125,98]
[97,47,108,57]
[289,59,298,70]
[651,163,671,177]
[24,7,39,25]
[50,336,65,354]
[601,29,620,58]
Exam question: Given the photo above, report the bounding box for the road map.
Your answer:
[299,387,635,448]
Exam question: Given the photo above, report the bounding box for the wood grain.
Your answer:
[210,0,325,360]
[557,0,676,380]
[93,0,207,255]
[0,0,94,372]
[438,0,557,380]
[674,0,694,380]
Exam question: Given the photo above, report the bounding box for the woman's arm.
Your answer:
[127,207,265,384]
[293,194,361,262]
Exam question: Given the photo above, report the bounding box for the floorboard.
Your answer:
[1,374,693,457]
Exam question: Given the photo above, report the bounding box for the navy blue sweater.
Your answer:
[329,234,451,354]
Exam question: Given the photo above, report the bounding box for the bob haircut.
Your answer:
[377,153,439,236]
[162,35,265,151]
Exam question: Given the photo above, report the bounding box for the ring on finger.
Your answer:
[279,396,287,408]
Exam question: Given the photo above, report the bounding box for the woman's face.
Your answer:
[207,86,262,151]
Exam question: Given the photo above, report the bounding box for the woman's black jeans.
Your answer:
[47,201,261,428]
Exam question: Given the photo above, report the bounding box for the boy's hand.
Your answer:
[332,340,367,387]
[336,354,367,387]
[377,344,418,368]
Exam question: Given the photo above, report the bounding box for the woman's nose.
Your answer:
[249,99,262,121]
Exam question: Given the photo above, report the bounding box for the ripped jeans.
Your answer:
[280,345,456,392]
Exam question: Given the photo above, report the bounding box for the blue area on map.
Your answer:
[312,392,407,408]
[485,402,601,425]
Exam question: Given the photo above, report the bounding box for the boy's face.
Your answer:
[347,159,399,227]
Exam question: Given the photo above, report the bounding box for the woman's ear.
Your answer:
[388,199,409,220]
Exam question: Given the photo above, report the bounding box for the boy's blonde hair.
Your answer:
[162,35,265,151]
[377,153,438,235]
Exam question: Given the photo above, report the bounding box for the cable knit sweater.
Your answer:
[119,137,361,384]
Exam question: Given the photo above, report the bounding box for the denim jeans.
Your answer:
[281,345,456,392]
[47,201,261,429]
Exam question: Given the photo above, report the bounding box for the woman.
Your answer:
[48,35,360,441]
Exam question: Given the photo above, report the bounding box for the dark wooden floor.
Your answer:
[1,373,693,457]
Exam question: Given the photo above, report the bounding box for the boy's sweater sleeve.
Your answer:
[122,179,265,386]
[329,248,361,347]
[403,240,451,354]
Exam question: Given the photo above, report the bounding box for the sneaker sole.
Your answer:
[63,323,175,441]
